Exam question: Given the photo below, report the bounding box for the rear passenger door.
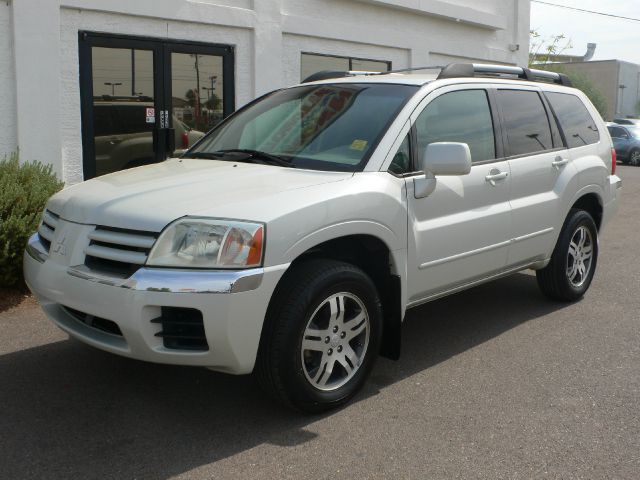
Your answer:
[496,87,571,266]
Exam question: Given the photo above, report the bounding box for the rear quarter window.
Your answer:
[545,92,600,148]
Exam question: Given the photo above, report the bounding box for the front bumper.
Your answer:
[24,234,288,374]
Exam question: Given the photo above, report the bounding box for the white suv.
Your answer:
[25,64,621,412]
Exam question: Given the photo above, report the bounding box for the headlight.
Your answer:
[147,218,264,269]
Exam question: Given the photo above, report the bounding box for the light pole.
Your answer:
[104,82,122,96]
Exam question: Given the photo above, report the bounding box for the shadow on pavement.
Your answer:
[0,272,568,479]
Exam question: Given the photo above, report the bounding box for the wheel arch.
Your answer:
[570,191,603,231]
[264,234,404,361]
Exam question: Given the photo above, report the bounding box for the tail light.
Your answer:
[181,132,189,149]
[611,147,617,175]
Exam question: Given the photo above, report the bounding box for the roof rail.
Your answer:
[437,63,573,87]
[301,70,379,83]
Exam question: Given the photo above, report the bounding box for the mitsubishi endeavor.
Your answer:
[25,63,621,412]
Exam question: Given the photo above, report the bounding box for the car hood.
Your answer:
[48,158,353,231]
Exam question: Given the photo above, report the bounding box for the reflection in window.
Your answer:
[498,90,553,156]
[415,90,496,163]
[546,92,600,147]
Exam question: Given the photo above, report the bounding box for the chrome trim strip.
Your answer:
[25,233,48,263]
[407,261,541,309]
[66,265,264,293]
[418,228,554,270]
[419,240,511,270]
[512,227,554,243]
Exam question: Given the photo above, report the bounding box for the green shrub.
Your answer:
[0,152,64,288]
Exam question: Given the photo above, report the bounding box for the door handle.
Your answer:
[485,170,509,186]
[552,157,569,169]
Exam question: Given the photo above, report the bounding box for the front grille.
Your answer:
[151,307,209,351]
[37,210,59,252]
[84,226,158,277]
[62,306,123,336]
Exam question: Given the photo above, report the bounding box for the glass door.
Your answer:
[164,43,234,157]
[79,33,234,179]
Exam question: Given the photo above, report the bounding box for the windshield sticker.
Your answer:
[350,139,368,151]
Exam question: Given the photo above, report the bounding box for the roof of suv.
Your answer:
[300,63,574,89]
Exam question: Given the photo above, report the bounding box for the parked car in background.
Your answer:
[612,118,640,126]
[607,123,640,166]
[93,97,205,175]
[26,64,621,412]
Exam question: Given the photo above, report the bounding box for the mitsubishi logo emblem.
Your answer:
[52,234,67,256]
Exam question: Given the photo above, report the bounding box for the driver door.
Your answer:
[405,86,512,304]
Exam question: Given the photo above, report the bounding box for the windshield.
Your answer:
[186,83,418,171]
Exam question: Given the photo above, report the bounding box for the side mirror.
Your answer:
[414,142,472,198]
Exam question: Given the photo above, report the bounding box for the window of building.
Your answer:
[415,89,496,163]
[546,92,600,148]
[497,90,553,156]
[300,53,390,82]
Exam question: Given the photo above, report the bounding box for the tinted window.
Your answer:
[415,90,495,163]
[546,92,600,148]
[389,133,411,175]
[116,105,154,134]
[93,106,114,136]
[498,90,553,156]
[607,126,627,139]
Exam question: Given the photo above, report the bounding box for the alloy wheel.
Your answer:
[566,225,594,288]
[300,292,370,391]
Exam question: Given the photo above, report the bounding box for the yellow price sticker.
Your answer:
[350,139,368,151]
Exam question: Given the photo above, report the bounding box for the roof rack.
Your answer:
[301,63,573,87]
[301,70,380,83]
[437,63,573,87]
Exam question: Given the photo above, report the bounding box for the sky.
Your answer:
[530,0,640,64]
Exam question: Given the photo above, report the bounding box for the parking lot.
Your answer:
[1,165,638,479]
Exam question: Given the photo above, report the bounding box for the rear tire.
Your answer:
[629,149,640,166]
[255,259,382,413]
[536,209,598,302]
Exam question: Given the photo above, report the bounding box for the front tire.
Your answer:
[629,149,640,166]
[536,209,598,301]
[255,259,382,413]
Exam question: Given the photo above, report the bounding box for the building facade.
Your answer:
[1,0,530,184]
[553,60,640,121]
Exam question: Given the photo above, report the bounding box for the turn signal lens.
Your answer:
[611,147,617,175]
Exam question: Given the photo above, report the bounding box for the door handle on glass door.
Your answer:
[552,157,569,169]
[485,170,509,186]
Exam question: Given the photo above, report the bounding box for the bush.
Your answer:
[0,152,64,288]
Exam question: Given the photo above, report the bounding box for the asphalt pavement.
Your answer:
[1,166,639,479]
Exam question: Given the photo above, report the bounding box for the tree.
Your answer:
[529,30,572,66]
[529,30,608,118]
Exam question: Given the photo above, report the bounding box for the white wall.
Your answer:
[3,0,530,183]
[0,3,17,158]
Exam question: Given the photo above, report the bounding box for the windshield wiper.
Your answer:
[211,149,295,167]
[180,152,226,160]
